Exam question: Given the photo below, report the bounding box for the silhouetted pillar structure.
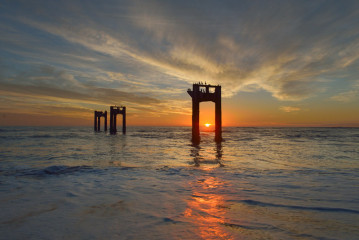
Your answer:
[187,83,222,143]
[94,111,107,131]
[110,106,126,134]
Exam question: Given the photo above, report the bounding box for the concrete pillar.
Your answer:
[97,116,100,131]
[114,112,117,133]
[215,86,222,142]
[110,107,114,133]
[122,107,126,134]
[109,106,127,134]
[94,111,97,131]
[192,84,200,144]
[104,111,107,131]
[188,83,222,143]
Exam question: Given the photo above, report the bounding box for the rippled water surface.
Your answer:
[1,127,359,239]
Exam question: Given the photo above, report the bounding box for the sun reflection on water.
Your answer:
[184,176,233,239]
[184,143,233,239]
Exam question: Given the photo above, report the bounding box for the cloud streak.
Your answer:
[6,0,357,100]
[331,81,359,102]
[1,0,359,125]
[280,106,301,113]
[123,0,359,100]
[1,66,158,104]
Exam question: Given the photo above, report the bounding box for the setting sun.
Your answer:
[205,123,211,127]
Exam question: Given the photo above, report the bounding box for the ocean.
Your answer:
[0,126,358,239]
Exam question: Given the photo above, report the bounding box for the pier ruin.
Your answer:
[94,111,107,131]
[187,83,222,143]
[110,106,126,134]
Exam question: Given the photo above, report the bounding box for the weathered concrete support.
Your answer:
[94,111,97,131]
[110,107,114,133]
[192,84,200,143]
[104,112,107,131]
[94,111,107,132]
[215,86,222,142]
[187,83,222,143]
[110,106,126,134]
[122,107,126,134]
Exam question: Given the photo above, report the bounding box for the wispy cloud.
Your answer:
[1,0,359,125]
[331,81,359,102]
[124,0,359,100]
[5,0,357,101]
[0,63,191,121]
[280,106,301,113]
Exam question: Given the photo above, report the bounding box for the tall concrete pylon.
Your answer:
[187,83,222,143]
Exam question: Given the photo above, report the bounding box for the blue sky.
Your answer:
[0,0,358,126]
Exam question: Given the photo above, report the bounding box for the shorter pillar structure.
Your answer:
[94,111,107,131]
[110,106,126,134]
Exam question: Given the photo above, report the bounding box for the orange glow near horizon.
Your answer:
[199,102,215,127]
[2,97,359,127]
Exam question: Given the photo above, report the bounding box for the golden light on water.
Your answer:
[183,176,233,239]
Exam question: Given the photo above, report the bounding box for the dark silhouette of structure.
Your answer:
[188,83,222,143]
[110,106,126,134]
[190,143,224,167]
[94,111,107,131]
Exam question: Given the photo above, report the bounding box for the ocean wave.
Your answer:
[57,133,82,139]
[221,221,278,231]
[156,166,183,174]
[29,134,53,138]
[0,136,27,141]
[233,137,257,142]
[27,133,81,139]
[131,133,165,139]
[234,199,359,214]
[285,134,302,138]
[293,168,359,176]
[12,165,96,177]
[221,221,333,239]
[5,165,139,178]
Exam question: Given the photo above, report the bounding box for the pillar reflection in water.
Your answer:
[184,143,232,239]
[190,143,224,167]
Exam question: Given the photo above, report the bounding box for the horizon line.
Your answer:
[1,124,359,128]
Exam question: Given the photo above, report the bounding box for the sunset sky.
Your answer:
[1,0,358,126]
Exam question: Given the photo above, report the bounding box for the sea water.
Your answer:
[0,127,358,239]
